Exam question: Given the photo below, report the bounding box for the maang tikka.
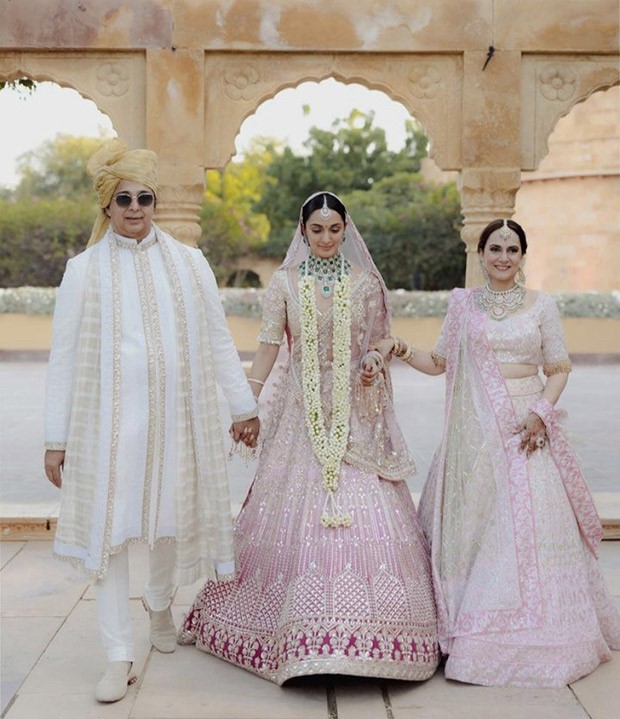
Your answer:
[320,194,331,218]
[498,219,512,241]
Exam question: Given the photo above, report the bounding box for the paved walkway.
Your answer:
[1,361,619,516]
[1,539,619,719]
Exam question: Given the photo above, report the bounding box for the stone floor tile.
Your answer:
[388,671,588,719]
[0,540,88,617]
[0,616,63,713]
[130,646,329,719]
[4,691,136,719]
[0,541,24,570]
[18,599,150,696]
[569,652,620,719]
[334,677,388,719]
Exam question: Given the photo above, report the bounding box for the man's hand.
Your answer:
[44,450,65,488]
[230,417,260,448]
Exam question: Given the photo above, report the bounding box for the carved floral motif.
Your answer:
[96,62,129,97]
[539,66,576,102]
[409,65,441,99]
[223,65,260,101]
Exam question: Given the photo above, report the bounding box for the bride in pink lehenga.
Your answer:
[373,219,620,687]
[179,192,439,684]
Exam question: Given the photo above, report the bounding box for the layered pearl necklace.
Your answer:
[299,253,352,528]
[476,283,526,320]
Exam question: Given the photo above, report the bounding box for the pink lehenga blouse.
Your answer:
[178,265,439,684]
[418,288,620,687]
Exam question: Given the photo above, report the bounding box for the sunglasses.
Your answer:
[113,192,155,208]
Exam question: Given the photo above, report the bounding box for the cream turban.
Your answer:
[86,138,158,247]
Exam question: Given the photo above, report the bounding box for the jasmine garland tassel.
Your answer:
[299,254,352,528]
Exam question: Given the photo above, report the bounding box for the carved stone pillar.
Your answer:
[458,168,522,287]
[155,164,204,247]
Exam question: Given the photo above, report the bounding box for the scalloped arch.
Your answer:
[233,75,435,160]
[0,52,146,148]
[203,53,462,170]
[539,79,620,166]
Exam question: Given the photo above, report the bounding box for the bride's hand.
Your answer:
[360,350,385,387]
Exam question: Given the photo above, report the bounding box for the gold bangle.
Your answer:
[248,378,265,386]
[401,344,415,362]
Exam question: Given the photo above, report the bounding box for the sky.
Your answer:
[0,78,414,189]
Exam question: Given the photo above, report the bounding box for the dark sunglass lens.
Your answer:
[137,193,154,207]
[114,193,132,208]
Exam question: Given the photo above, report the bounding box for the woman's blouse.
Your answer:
[256,266,416,482]
[434,290,572,376]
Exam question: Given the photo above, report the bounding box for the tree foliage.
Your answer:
[1,109,463,290]
[12,134,106,200]
[344,173,464,290]
[256,112,429,255]
[0,196,94,287]
[198,142,272,285]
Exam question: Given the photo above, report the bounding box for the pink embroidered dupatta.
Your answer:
[419,288,602,652]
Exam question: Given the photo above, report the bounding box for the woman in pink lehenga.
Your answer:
[179,192,439,684]
[373,219,620,687]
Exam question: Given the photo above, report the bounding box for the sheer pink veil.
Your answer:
[257,191,393,445]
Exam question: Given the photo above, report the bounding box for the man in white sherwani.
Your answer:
[44,139,259,702]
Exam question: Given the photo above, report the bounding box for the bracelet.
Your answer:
[401,343,415,362]
[247,378,265,386]
[393,336,414,361]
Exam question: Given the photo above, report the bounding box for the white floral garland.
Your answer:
[299,259,352,528]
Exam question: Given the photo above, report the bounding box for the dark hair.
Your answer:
[478,219,527,254]
[301,192,347,226]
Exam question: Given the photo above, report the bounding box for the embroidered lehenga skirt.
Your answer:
[179,372,439,684]
[419,374,620,687]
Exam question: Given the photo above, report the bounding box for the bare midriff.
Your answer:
[499,363,538,379]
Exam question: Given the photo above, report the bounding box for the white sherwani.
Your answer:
[45,226,256,584]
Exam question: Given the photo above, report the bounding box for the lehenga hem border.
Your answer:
[189,639,437,686]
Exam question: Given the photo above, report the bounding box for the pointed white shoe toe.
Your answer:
[94,661,136,703]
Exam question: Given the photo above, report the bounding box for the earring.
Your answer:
[342,231,346,243]
[517,264,526,285]
[302,234,309,245]
[478,258,490,282]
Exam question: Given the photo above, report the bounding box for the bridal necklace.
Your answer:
[299,252,351,298]
[476,283,526,320]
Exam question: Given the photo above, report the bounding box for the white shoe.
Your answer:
[94,661,136,703]
[142,597,177,653]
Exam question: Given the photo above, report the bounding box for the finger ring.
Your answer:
[535,436,545,448]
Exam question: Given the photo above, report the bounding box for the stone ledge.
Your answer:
[2,515,618,541]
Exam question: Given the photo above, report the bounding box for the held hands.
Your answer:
[515,412,547,457]
[229,417,260,448]
[360,350,385,387]
[44,450,65,488]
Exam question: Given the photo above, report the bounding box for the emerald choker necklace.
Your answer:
[300,253,351,298]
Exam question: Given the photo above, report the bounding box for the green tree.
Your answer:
[0,196,94,287]
[13,134,108,200]
[344,173,464,290]
[257,111,430,258]
[199,142,273,285]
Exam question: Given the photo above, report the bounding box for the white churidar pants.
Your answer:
[94,543,176,662]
